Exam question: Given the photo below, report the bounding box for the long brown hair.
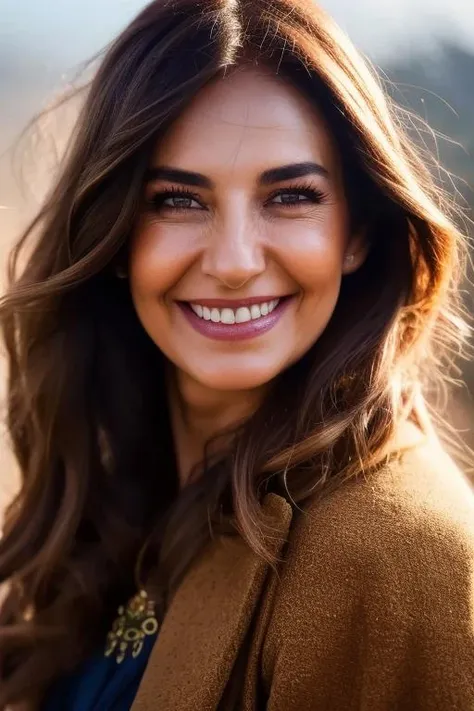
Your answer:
[0,0,468,704]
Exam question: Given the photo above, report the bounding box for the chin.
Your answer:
[187,361,284,392]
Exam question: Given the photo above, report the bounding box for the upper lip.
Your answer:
[179,295,289,308]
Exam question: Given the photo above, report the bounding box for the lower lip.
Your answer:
[178,298,292,341]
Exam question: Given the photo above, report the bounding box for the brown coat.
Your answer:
[129,433,474,710]
[11,430,474,711]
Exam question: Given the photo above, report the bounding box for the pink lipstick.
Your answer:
[178,296,292,341]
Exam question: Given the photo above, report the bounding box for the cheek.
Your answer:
[270,217,347,292]
[128,221,197,300]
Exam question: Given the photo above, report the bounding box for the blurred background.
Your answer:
[0,0,473,508]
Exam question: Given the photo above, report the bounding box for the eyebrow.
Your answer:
[145,166,213,188]
[144,161,329,189]
[259,162,329,184]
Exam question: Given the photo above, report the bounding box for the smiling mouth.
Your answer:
[187,298,280,324]
[177,295,294,341]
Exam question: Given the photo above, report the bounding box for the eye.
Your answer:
[162,194,202,210]
[268,186,327,208]
[147,189,204,212]
[272,192,310,205]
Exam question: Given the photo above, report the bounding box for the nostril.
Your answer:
[201,245,266,289]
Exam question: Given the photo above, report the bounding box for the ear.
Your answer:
[342,228,368,275]
[115,265,128,279]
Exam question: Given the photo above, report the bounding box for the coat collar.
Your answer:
[132,493,293,711]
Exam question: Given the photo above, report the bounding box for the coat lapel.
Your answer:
[132,493,292,711]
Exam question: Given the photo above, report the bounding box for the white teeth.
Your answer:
[235,307,251,323]
[220,308,235,324]
[189,299,281,325]
[250,304,261,320]
[191,304,204,318]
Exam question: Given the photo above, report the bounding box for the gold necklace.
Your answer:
[105,589,159,664]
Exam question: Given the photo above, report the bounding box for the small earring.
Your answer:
[344,254,355,266]
[115,265,128,279]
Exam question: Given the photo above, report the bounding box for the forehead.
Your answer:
[152,68,340,179]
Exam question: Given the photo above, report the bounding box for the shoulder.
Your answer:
[266,433,474,634]
[262,435,474,708]
[287,433,474,585]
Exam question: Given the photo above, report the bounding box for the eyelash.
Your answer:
[146,182,328,213]
[146,187,202,212]
[267,183,328,207]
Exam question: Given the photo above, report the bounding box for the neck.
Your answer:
[168,369,265,487]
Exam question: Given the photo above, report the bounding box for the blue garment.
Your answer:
[43,631,158,711]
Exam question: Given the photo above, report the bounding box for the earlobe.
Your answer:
[342,230,368,275]
[342,249,366,275]
[115,265,128,279]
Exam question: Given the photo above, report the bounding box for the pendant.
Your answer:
[105,589,159,664]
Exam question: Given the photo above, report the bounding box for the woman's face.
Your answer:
[130,68,364,391]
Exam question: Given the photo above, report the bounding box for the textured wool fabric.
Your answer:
[132,434,474,711]
[10,430,474,711]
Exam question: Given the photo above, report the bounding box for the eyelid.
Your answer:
[146,185,201,198]
[146,186,206,209]
[265,183,328,204]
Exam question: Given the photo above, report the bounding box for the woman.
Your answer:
[0,0,473,708]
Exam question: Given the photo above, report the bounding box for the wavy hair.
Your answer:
[0,0,468,704]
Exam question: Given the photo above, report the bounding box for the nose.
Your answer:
[201,214,266,289]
